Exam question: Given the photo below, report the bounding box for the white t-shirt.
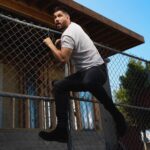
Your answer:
[61,22,104,72]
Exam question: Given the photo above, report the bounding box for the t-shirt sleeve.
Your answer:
[61,35,75,50]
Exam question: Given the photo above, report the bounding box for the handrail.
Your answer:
[0,91,53,101]
[0,91,99,103]
[1,91,149,111]
[116,103,150,111]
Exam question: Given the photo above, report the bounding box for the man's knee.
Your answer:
[52,80,64,93]
[52,80,58,87]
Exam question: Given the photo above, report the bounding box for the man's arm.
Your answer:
[43,37,72,63]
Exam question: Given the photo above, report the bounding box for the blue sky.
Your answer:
[74,0,150,60]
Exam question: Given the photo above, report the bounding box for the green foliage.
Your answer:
[115,59,150,129]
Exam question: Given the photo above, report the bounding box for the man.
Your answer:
[39,6,127,143]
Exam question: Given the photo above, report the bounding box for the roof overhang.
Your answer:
[0,0,144,54]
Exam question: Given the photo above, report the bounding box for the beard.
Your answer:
[56,23,67,31]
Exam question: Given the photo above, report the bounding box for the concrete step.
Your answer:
[0,127,118,150]
[71,130,106,150]
[0,129,106,150]
[0,105,119,150]
[0,129,68,150]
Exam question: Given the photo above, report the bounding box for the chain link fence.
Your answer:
[0,11,150,150]
[94,43,150,150]
[0,12,65,129]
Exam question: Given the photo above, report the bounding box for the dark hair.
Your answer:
[53,6,70,16]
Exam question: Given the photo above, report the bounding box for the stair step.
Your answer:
[71,130,106,150]
[0,129,67,150]
[0,105,118,150]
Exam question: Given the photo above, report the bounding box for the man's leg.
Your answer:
[89,86,127,137]
[39,72,85,142]
[81,64,127,137]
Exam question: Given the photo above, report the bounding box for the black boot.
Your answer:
[39,126,68,143]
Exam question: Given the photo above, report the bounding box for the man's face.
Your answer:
[54,10,69,30]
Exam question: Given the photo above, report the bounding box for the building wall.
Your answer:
[0,63,20,128]
[3,64,20,93]
[147,143,150,150]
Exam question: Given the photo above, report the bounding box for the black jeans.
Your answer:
[53,64,121,128]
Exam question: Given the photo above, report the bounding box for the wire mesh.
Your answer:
[116,104,150,150]
[0,11,150,150]
[0,12,64,129]
[95,44,150,150]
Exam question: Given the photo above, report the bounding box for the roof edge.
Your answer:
[58,0,144,44]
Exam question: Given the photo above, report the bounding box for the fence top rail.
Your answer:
[1,91,149,111]
[94,42,150,63]
[0,91,53,101]
[0,91,99,103]
[0,13,61,35]
[116,103,150,111]
[1,13,149,64]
